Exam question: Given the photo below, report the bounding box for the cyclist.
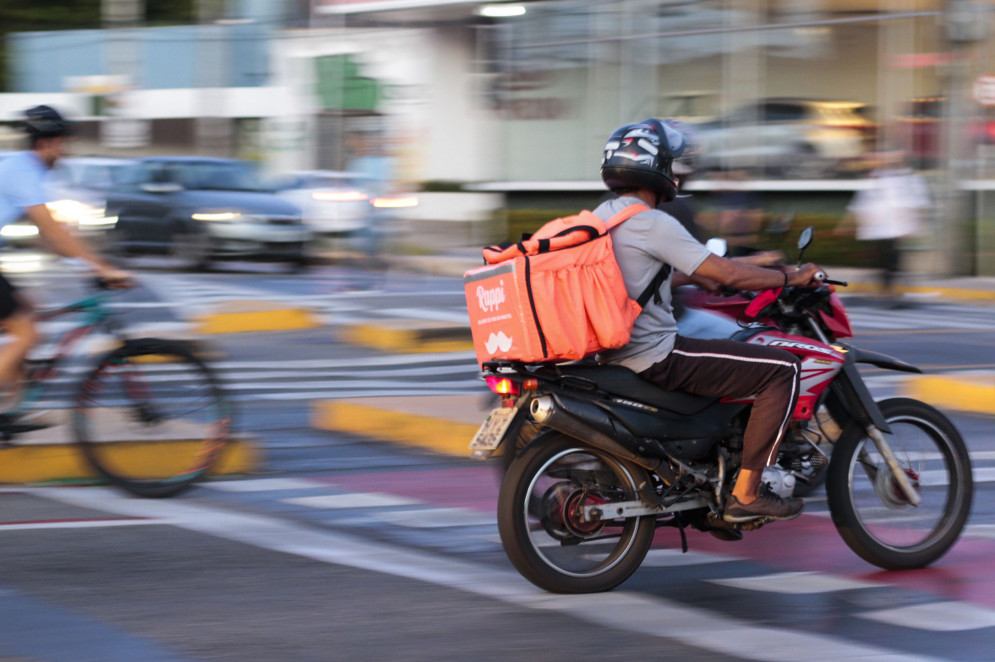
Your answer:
[596,119,823,523]
[0,105,130,420]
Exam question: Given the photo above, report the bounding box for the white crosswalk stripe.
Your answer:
[844,301,995,331]
[192,477,995,646]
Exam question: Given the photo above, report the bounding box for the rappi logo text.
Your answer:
[477,281,506,313]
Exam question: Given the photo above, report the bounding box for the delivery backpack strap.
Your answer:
[637,263,672,308]
[605,202,671,309]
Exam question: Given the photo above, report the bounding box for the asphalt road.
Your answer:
[3,255,995,661]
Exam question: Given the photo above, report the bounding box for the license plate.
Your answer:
[469,407,517,459]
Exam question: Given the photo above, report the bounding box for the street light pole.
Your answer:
[940,0,989,275]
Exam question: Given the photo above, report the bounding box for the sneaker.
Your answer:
[723,484,804,523]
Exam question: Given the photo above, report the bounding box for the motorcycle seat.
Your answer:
[548,363,717,416]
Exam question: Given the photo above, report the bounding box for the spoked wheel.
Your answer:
[826,398,973,570]
[74,338,232,498]
[497,434,655,593]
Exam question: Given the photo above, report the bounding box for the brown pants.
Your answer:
[640,336,800,473]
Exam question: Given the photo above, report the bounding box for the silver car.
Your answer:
[693,99,875,179]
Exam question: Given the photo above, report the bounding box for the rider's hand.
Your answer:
[787,263,823,288]
[96,265,134,289]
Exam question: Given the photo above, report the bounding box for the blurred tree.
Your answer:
[0,0,194,91]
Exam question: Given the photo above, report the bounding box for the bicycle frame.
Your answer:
[10,292,122,416]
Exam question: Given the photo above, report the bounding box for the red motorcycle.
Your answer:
[471,227,973,594]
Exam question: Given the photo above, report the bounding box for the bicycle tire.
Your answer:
[73,338,232,498]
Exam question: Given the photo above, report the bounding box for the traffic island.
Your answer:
[310,395,492,456]
[0,417,261,485]
[338,320,473,353]
[194,300,321,335]
[901,373,995,416]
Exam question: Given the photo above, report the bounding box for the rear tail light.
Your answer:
[985,122,995,143]
[485,376,519,396]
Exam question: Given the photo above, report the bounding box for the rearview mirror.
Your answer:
[705,237,728,257]
[797,226,814,251]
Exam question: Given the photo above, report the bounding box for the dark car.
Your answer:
[105,157,312,270]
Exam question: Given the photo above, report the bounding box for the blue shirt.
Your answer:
[0,150,50,230]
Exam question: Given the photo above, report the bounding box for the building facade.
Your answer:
[3,0,995,272]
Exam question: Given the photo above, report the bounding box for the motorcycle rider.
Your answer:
[594,119,823,522]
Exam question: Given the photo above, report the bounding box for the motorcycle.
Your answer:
[470,227,973,594]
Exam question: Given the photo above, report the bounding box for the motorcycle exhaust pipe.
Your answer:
[530,395,660,471]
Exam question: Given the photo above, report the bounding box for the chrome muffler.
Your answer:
[530,395,660,471]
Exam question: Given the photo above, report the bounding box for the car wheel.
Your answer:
[286,249,310,274]
[173,231,211,271]
[780,144,832,180]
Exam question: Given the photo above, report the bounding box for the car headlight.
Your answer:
[192,211,241,222]
[372,195,418,209]
[1,223,40,238]
[47,199,105,225]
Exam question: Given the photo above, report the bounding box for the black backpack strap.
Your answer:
[636,263,672,308]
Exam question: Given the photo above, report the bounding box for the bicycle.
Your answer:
[0,278,232,498]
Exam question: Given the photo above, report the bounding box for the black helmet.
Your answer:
[23,105,71,139]
[600,118,685,202]
[663,119,700,182]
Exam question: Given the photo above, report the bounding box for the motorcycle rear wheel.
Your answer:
[497,434,656,593]
[826,397,973,570]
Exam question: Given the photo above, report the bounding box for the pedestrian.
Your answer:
[838,149,930,307]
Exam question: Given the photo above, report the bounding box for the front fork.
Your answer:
[807,318,920,507]
[862,425,921,507]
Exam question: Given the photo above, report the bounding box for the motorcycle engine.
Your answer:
[761,466,797,499]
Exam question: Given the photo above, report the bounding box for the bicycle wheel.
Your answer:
[74,338,232,498]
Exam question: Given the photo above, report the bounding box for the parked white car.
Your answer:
[274,170,379,237]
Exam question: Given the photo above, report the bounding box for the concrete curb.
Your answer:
[900,373,995,416]
[338,320,474,353]
[310,396,492,457]
[193,300,322,335]
[0,434,261,485]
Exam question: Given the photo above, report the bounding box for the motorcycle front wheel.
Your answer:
[497,434,656,593]
[826,397,973,570]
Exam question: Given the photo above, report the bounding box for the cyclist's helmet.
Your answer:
[600,118,685,202]
[23,105,72,140]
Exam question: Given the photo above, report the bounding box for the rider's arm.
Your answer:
[672,270,719,292]
[24,203,129,283]
[694,253,821,291]
[732,251,784,267]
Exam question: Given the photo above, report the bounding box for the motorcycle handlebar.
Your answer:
[813,271,848,287]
